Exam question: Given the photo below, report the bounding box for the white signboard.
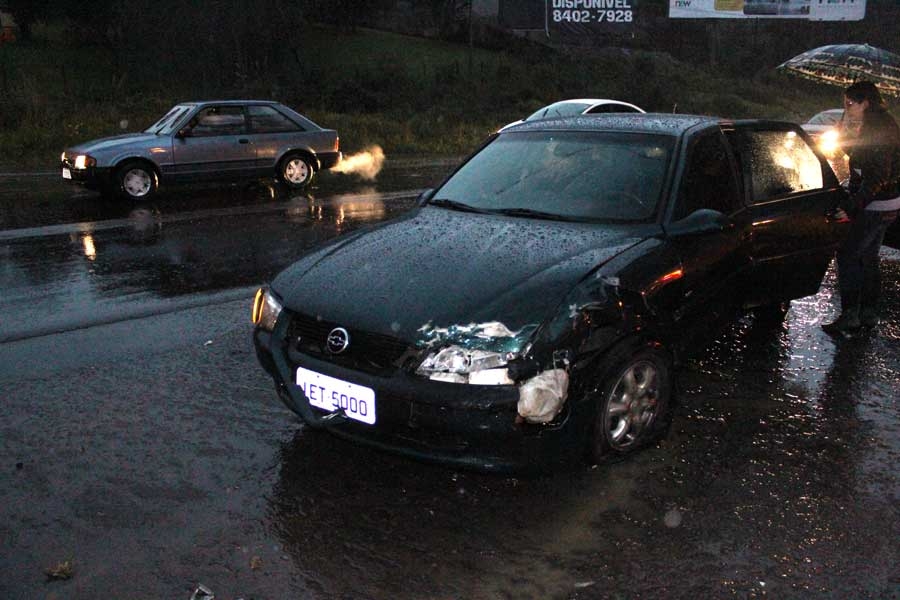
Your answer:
[670,0,866,21]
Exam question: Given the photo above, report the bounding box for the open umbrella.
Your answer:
[777,43,900,97]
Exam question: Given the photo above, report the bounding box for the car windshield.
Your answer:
[430,131,673,223]
[144,105,192,134]
[526,102,591,121]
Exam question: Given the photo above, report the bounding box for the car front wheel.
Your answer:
[279,154,314,189]
[588,344,673,463]
[117,162,158,200]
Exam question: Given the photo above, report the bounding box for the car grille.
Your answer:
[286,312,416,375]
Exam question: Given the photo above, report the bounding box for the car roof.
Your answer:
[504,113,721,136]
[178,100,283,108]
[550,98,638,106]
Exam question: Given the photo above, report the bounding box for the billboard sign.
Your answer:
[549,0,637,30]
[500,0,639,37]
[669,0,866,21]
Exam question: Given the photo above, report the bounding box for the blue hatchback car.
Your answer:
[60,100,341,200]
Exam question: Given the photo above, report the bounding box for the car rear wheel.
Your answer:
[279,154,314,189]
[588,344,673,463]
[117,161,158,200]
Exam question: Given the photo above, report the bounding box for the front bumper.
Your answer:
[253,317,586,472]
[60,161,113,190]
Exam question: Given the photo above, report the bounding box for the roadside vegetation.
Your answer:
[0,21,860,170]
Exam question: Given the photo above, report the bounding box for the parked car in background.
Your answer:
[801,108,849,180]
[60,100,341,200]
[252,113,847,472]
[499,98,644,131]
[801,109,843,152]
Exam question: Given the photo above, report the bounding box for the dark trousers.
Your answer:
[836,210,894,314]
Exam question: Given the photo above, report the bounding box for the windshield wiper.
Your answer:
[490,207,586,222]
[428,199,490,214]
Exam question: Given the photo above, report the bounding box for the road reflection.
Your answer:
[0,157,460,342]
[0,188,419,342]
[0,160,454,230]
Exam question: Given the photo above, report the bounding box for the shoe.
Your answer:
[860,308,880,327]
[822,313,861,336]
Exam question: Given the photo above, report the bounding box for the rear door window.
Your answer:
[248,105,301,133]
[730,130,824,203]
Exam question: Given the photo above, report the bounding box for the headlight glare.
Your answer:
[818,129,840,156]
[73,154,96,169]
[251,287,283,331]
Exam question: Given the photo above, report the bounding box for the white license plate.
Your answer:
[296,366,376,425]
[62,168,71,179]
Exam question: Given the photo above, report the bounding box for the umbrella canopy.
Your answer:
[777,43,900,97]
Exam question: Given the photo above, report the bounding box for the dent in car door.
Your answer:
[725,126,846,306]
[171,105,256,181]
[665,129,752,328]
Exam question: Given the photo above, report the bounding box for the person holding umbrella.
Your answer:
[823,81,900,335]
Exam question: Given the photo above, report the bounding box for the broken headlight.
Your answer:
[416,346,515,385]
[415,321,538,385]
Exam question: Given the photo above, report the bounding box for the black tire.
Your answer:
[116,161,158,200]
[587,344,673,463]
[278,153,314,189]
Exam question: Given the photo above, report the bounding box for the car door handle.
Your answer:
[238,138,249,144]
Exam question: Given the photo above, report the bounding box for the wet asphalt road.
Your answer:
[0,165,898,600]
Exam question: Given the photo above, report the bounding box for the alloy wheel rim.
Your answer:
[605,360,660,450]
[285,159,309,184]
[123,169,151,197]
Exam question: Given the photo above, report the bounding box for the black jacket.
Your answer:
[844,108,900,215]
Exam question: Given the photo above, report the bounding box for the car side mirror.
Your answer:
[176,128,191,138]
[416,188,435,206]
[664,209,731,238]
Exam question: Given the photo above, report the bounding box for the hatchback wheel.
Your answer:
[279,154,314,189]
[588,345,672,462]
[117,162,158,200]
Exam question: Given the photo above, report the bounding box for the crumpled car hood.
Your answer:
[272,207,647,342]
[67,133,161,154]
